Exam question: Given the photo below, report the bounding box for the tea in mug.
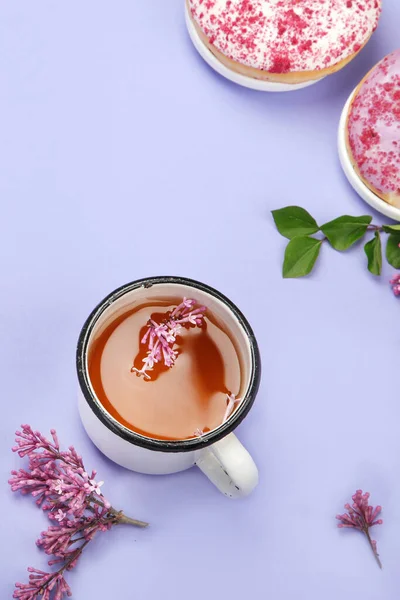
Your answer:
[88,298,243,441]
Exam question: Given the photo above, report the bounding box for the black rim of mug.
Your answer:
[76,276,261,453]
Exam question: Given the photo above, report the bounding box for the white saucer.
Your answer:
[185,3,324,93]
[338,91,400,222]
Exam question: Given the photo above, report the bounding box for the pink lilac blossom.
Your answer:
[222,393,241,424]
[390,273,400,296]
[10,426,148,600]
[336,490,383,568]
[193,393,241,438]
[131,297,206,380]
[14,568,72,600]
[9,426,108,517]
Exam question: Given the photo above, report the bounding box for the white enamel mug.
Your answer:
[77,276,261,498]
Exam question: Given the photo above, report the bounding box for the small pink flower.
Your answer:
[183,297,194,309]
[222,394,241,423]
[390,273,400,296]
[54,480,64,495]
[165,328,178,343]
[336,490,383,568]
[88,479,104,495]
[54,509,66,522]
[143,355,155,369]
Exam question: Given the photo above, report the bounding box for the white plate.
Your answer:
[185,2,324,93]
[338,90,400,222]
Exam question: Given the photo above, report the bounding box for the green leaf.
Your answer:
[382,224,400,234]
[320,215,372,251]
[364,231,382,276]
[272,206,319,239]
[283,236,322,278]
[386,233,400,268]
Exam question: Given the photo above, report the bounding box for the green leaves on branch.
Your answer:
[364,232,382,276]
[283,237,322,278]
[271,206,319,239]
[272,205,398,279]
[382,224,400,234]
[320,215,372,251]
[386,233,400,269]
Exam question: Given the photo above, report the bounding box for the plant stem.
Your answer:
[89,495,106,509]
[62,540,90,574]
[112,509,149,528]
[365,528,383,569]
[37,540,90,596]
[90,495,148,528]
[68,536,86,547]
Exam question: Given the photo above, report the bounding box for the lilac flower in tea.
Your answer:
[131,297,206,379]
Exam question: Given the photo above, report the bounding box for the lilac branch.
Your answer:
[336,490,383,569]
[10,425,148,599]
[131,298,206,380]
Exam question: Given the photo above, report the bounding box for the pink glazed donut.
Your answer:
[187,0,381,85]
[346,50,400,208]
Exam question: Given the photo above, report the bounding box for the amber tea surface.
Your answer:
[88,299,242,440]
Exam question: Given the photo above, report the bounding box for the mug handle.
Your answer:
[196,433,258,498]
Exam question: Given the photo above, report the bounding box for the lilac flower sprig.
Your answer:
[15,566,73,600]
[9,425,148,599]
[132,297,206,380]
[336,490,383,569]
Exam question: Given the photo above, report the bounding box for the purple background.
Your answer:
[1,1,399,598]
